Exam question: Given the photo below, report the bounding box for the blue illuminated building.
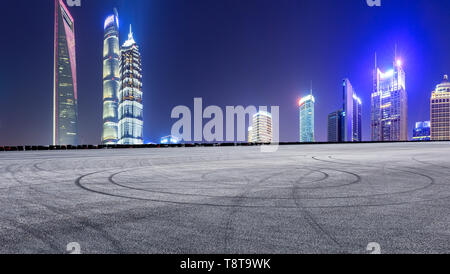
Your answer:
[413,121,431,141]
[342,79,362,142]
[299,93,315,143]
[161,135,180,144]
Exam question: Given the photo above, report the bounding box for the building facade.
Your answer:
[247,126,253,143]
[413,121,431,141]
[328,110,343,142]
[299,94,315,142]
[102,9,120,144]
[342,79,362,142]
[250,112,273,143]
[118,26,143,145]
[371,59,408,141]
[53,0,78,145]
[430,75,450,140]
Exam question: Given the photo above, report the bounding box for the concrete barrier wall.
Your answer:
[0,140,447,153]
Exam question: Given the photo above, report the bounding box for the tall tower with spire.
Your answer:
[118,25,143,144]
[299,86,315,143]
[102,8,120,144]
[371,48,408,141]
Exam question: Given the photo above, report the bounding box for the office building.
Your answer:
[102,9,120,144]
[250,111,273,143]
[299,94,315,142]
[328,110,343,142]
[53,0,78,145]
[371,57,408,141]
[431,75,450,140]
[248,126,253,143]
[342,79,362,142]
[118,26,143,145]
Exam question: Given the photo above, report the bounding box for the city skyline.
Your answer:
[0,0,449,145]
[101,7,143,145]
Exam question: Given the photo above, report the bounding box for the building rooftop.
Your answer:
[434,74,450,93]
[299,94,315,106]
[122,25,136,48]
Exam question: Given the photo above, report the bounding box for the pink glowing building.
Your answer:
[53,0,78,145]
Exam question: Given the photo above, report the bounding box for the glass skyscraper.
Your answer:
[53,0,78,145]
[118,26,143,145]
[371,58,408,141]
[342,79,362,142]
[102,9,120,144]
[430,75,450,140]
[299,94,315,143]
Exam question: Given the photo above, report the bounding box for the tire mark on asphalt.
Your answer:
[3,218,62,253]
[40,204,126,253]
[5,163,127,253]
[222,171,286,253]
[2,164,64,252]
[310,156,436,199]
[291,169,344,253]
[74,163,449,210]
[411,156,450,172]
[108,167,333,200]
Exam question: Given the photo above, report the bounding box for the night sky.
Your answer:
[0,0,449,145]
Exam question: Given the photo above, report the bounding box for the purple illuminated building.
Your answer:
[53,0,78,145]
[371,56,408,141]
[342,79,362,142]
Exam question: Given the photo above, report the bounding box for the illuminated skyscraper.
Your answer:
[299,94,315,142]
[53,0,78,145]
[430,75,450,140]
[118,26,143,145]
[371,56,408,141]
[250,112,273,143]
[102,9,120,144]
[342,79,362,142]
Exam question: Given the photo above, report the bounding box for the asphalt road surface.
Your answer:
[0,142,449,254]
